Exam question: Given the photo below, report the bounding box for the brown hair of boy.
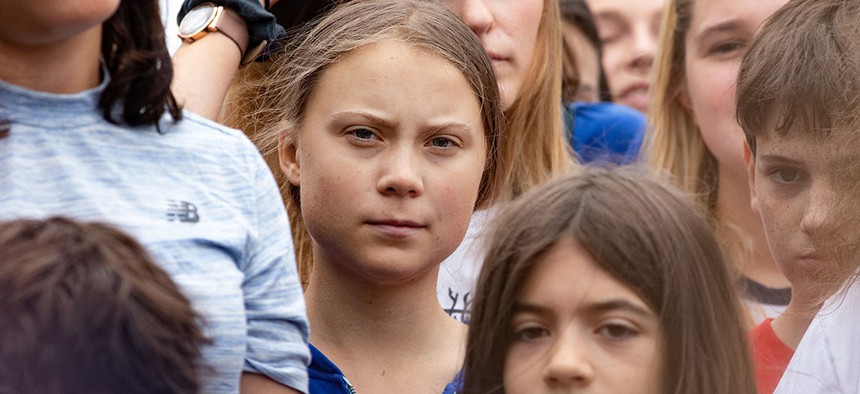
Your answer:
[0,217,207,394]
[235,0,505,285]
[461,167,756,394]
[736,0,860,155]
[736,0,860,292]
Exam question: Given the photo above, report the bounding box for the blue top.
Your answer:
[0,78,310,393]
[309,344,462,393]
[565,101,646,165]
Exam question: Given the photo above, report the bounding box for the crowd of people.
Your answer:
[1,0,858,393]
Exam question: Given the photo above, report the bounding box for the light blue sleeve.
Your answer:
[241,149,310,393]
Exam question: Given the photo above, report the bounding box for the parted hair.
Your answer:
[462,167,755,394]
[0,217,207,394]
[231,0,505,285]
[736,0,860,293]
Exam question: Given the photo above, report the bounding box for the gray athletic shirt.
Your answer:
[0,78,310,393]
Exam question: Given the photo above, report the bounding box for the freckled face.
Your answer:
[504,237,662,393]
[441,0,544,111]
[285,40,487,285]
[682,0,789,180]
[747,132,859,299]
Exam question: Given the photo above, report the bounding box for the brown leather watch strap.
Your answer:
[212,7,249,59]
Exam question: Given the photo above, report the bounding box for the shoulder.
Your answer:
[777,282,860,393]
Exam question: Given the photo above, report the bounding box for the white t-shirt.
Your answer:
[775,279,860,393]
[436,208,497,323]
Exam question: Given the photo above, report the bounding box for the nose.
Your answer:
[376,147,424,197]
[800,181,837,237]
[543,330,594,388]
[626,25,656,74]
[451,0,494,36]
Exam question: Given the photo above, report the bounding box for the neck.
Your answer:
[770,298,823,349]
[716,165,790,289]
[0,26,102,93]
[305,256,462,357]
[304,253,467,392]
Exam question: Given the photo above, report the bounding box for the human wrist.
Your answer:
[178,0,284,63]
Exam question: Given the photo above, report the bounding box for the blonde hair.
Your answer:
[225,0,505,286]
[501,0,575,197]
[645,0,753,282]
[646,0,716,209]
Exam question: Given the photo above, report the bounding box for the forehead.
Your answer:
[589,0,663,16]
[688,0,787,34]
[756,129,860,169]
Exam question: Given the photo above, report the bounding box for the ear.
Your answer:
[279,132,301,187]
[743,142,758,214]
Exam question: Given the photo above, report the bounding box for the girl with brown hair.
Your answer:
[462,167,756,393]
[227,1,505,392]
[171,0,576,319]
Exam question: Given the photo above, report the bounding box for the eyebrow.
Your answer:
[694,19,743,46]
[513,299,653,318]
[756,154,802,166]
[331,110,399,129]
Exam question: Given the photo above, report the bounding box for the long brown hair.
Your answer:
[231,0,505,286]
[462,167,755,394]
[0,217,207,394]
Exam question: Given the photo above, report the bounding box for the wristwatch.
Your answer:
[178,2,249,59]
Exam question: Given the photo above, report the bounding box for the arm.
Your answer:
[241,140,310,393]
[241,373,302,394]
[172,33,242,120]
[171,0,277,120]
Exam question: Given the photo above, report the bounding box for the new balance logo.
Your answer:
[166,200,199,223]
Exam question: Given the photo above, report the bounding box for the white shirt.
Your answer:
[776,279,860,393]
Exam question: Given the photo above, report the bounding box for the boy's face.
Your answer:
[745,130,859,299]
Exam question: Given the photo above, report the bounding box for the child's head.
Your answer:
[647,0,788,206]
[250,0,503,284]
[462,168,755,393]
[0,217,206,394]
[737,0,860,300]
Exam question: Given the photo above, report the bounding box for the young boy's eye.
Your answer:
[770,168,803,184]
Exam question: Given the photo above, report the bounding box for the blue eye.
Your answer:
[351,128,376,140]
[430,137,454,148]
